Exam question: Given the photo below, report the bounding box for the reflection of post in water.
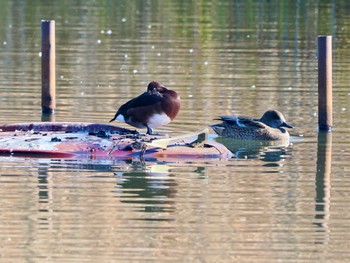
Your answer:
[314,132,332,241]
[37,165,54,210]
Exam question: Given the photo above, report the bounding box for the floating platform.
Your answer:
[0,122,232,160]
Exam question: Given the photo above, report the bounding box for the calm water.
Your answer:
[0,0,350,262]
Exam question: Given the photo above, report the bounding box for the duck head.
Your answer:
[260,110,293,129]
[147,81,167,94]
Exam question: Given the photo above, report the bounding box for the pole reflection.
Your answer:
[314,131,332,244]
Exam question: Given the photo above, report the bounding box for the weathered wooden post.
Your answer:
[41,20,56,115]
[318,36,332,131]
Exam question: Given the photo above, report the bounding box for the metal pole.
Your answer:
[41,20,56,114]
[318,36,332,131]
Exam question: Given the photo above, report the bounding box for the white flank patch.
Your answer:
[148,113,171,128]
[116,114,126,123]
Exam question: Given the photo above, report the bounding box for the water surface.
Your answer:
[0,0,350,262]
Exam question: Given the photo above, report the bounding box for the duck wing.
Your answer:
[110,92,162,121]
[218,116,266,129]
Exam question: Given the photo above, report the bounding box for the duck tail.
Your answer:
[109,115,117,122]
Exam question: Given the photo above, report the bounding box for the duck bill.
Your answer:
[281,122,294,129]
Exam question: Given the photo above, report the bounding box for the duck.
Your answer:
[109,81,180,135]
[211,110,293,141]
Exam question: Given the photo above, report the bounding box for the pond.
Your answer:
[0,0,349,261]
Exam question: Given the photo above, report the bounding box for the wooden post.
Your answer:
[318,36,332,131]
[41,20,56,114]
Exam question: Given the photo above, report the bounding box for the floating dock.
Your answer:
[0,122,232,160]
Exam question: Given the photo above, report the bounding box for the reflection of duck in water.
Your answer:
[211,110,293,141]
[215,136,290,160]
[115,163,177,216]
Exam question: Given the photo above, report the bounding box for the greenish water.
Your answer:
[0,0,349,262]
